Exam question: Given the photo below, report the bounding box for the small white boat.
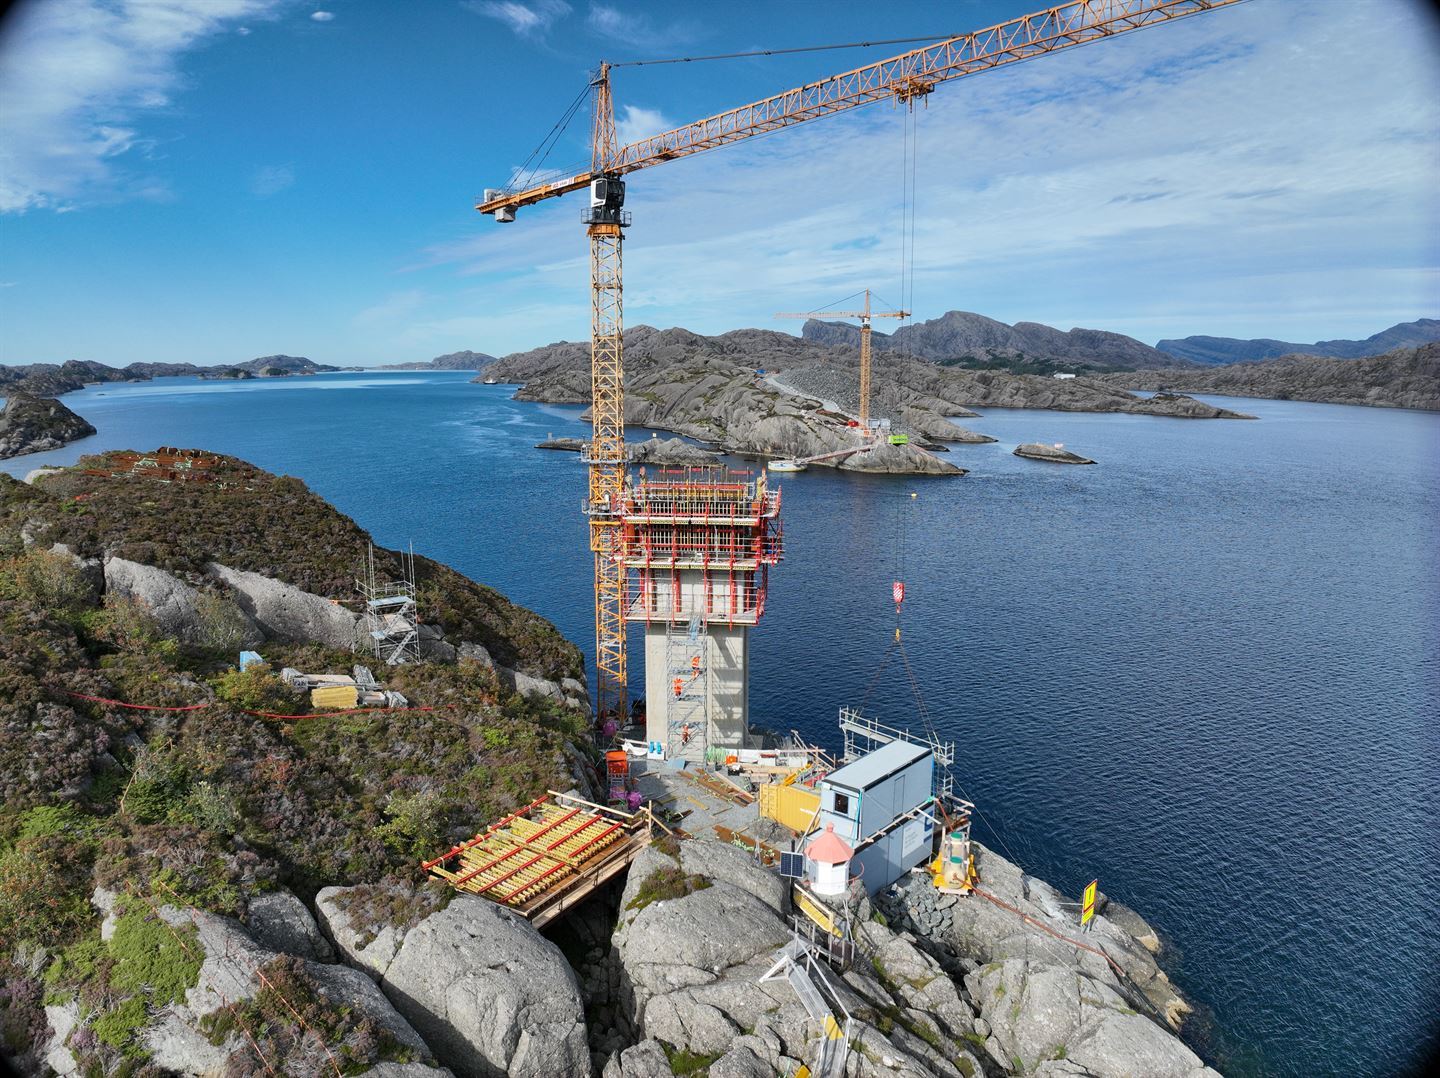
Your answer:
[767,458,807,473]
[483,377,498,384]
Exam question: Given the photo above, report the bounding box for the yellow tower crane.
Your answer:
[477,0,1245,722]
[775,290,909,434]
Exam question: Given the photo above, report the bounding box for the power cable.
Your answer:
[507,79,592,194]
[608,33,969,68]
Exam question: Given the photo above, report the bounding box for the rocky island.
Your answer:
[0,450,1217,1076]
[537,434,723,466]
[1013,443,1096,465]
[0,393,97,459]
[483,323,1255,478]
[1100,343,1440,411]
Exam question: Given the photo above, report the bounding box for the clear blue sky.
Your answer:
[1,0,1436,367]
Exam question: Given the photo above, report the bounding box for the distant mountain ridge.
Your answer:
[1156,318,1440,365]
[0,355,337,396]
[802,310,1188,371]
[376,350,497,371]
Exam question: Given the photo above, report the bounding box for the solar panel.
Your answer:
[779,852,805,879]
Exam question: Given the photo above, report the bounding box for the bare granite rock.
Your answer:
[1014,443,1096,465]
[103,556,264,647]
[0,393,96,459]
[374,896,590,1078]
[207,561,362,649]
[245,888,335,962]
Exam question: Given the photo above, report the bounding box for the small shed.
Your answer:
[818,739,934,894]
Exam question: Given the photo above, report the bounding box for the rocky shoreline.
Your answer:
[18,835,1217,1078]
[537,435,723,467]
[0,393,96,459]
[1097,343,1440,411]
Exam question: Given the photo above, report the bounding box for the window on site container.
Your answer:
[833,792,850,816]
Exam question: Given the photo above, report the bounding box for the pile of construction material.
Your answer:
[281,664,408,709]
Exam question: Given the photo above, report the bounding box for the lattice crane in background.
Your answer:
[776,291,909,434]
[476,0,1245,722]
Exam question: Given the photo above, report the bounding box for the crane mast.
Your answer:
[584,65,630,723]
[776,290,910,433]
[477,0,1245,720]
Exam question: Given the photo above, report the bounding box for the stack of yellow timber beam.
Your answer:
[425,795,641,919]
[311,684,359,709]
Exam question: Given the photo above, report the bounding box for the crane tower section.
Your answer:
[619,467,784,762]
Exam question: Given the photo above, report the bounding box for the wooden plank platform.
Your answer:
[423,791,652,928]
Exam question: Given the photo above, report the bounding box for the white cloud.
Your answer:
[354,288,427,328]
[310,10,335,21]
[427,0,1440,350]
[586,3,695,50]
[250,164,294,197]
[615,104,670,147]
[465,0,570,37]
[0,0,284,214]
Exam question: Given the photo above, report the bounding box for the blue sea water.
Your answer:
[5,372,1438,1077]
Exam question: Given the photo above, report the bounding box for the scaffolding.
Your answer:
[665,615,709,759]
[359,544,420,666]
[838,706,959,807]
[757,934,854,1078]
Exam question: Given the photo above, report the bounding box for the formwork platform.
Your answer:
[422,792,653,928]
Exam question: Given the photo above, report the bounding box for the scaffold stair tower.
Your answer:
[665,614,709,759]
[360,545,420,666]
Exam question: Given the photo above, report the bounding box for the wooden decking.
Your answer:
[422,791,652,928]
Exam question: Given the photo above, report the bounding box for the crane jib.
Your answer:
[476,0,1244,218]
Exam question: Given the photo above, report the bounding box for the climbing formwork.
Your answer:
[422,792,653,929]
[619,467,783,761]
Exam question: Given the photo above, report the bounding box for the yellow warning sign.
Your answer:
[1081,879,1098,926]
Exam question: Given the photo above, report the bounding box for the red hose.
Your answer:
[58,689,437,720]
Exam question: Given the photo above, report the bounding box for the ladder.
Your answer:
[758,935,853,1078]
[665,614,708,760]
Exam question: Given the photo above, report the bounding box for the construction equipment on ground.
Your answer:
[775,290,908,433]
[476,0,1245,725]
[281,665,408,709]
[82,447,225,483]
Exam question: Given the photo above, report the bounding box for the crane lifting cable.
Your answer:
[475,0,1249,723]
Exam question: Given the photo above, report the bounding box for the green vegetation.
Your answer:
[329,881,452,950]
[661,1043,722,1076]
[934,350,1114,377]
[17,454,582,680]
[202,955,424,1075]
[0,456,599,1064]
[626,866,712,911]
